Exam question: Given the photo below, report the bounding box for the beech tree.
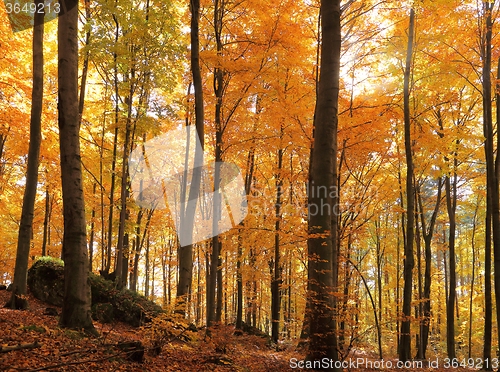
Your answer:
[306,0,341,367]
[2,0,500,363]
[176,0,204,316]
[6,0,44,310]
[57,0,95,333]
[399,7,415,363]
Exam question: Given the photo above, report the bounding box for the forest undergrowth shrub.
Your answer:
[209,323,236,354]
[142,312,198,356]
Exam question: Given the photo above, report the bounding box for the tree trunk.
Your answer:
[272,130,283,344]
[41,183,50,257]
[469,197,480,359]
[115,77,134,289]
[306,0,341,367]
[6,1,44,310]
[482,3,496,367]
[176,0,204,316]
[216,248,223,322]
[57,0,95,334]
[399,7,415,363]
[445,167,457,360]
[416,178,442,359]
[104,13,121,275]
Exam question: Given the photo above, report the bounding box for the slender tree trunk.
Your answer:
[479,4,497,368]
[488,7,500,365]
[469,198,480,359]
[57,0,95,334]
[399,7,415,363]
[115,72,135,289]
[41,183,50,257]
[416,178,442,359]
[414,202,422,355]
[272,128,283,344]
[104,14,121,275]
[306,0,341,367]
[375,219,383,342]
[6,2,44,310]
[445,170,457,360]
[145,234,150,298]
[216,248,223,322]
[176,0,204,316]
[88,183,96,271]
[207,0,225,328]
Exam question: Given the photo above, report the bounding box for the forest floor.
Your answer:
[0,290,298,371]
[0,290,476,371]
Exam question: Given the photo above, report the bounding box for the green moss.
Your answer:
[35,256,64,267]
[20,324,46,333]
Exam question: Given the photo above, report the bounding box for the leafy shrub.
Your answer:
[142,313,197,355]
[92,303,114,323]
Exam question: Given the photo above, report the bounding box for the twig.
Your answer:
[0,342,41,353]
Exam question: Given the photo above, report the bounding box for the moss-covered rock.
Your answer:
[27,257,65,306]
[27,257,163,327]
[88,273,163,326]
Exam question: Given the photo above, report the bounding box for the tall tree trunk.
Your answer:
[483,3,497,367]
[207,0,226,328]
[115,74,134,289]
[176,0,204,316]
[306,0,341,366]
[105,14,121,275]
[57,0,95,334]
[399,7,415,363]
[6,1,44,310]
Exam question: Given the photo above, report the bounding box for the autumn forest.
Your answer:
[1,0,500,370]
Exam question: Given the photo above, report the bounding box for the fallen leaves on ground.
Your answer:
[0,291,480,371]
[0,291,298,371]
